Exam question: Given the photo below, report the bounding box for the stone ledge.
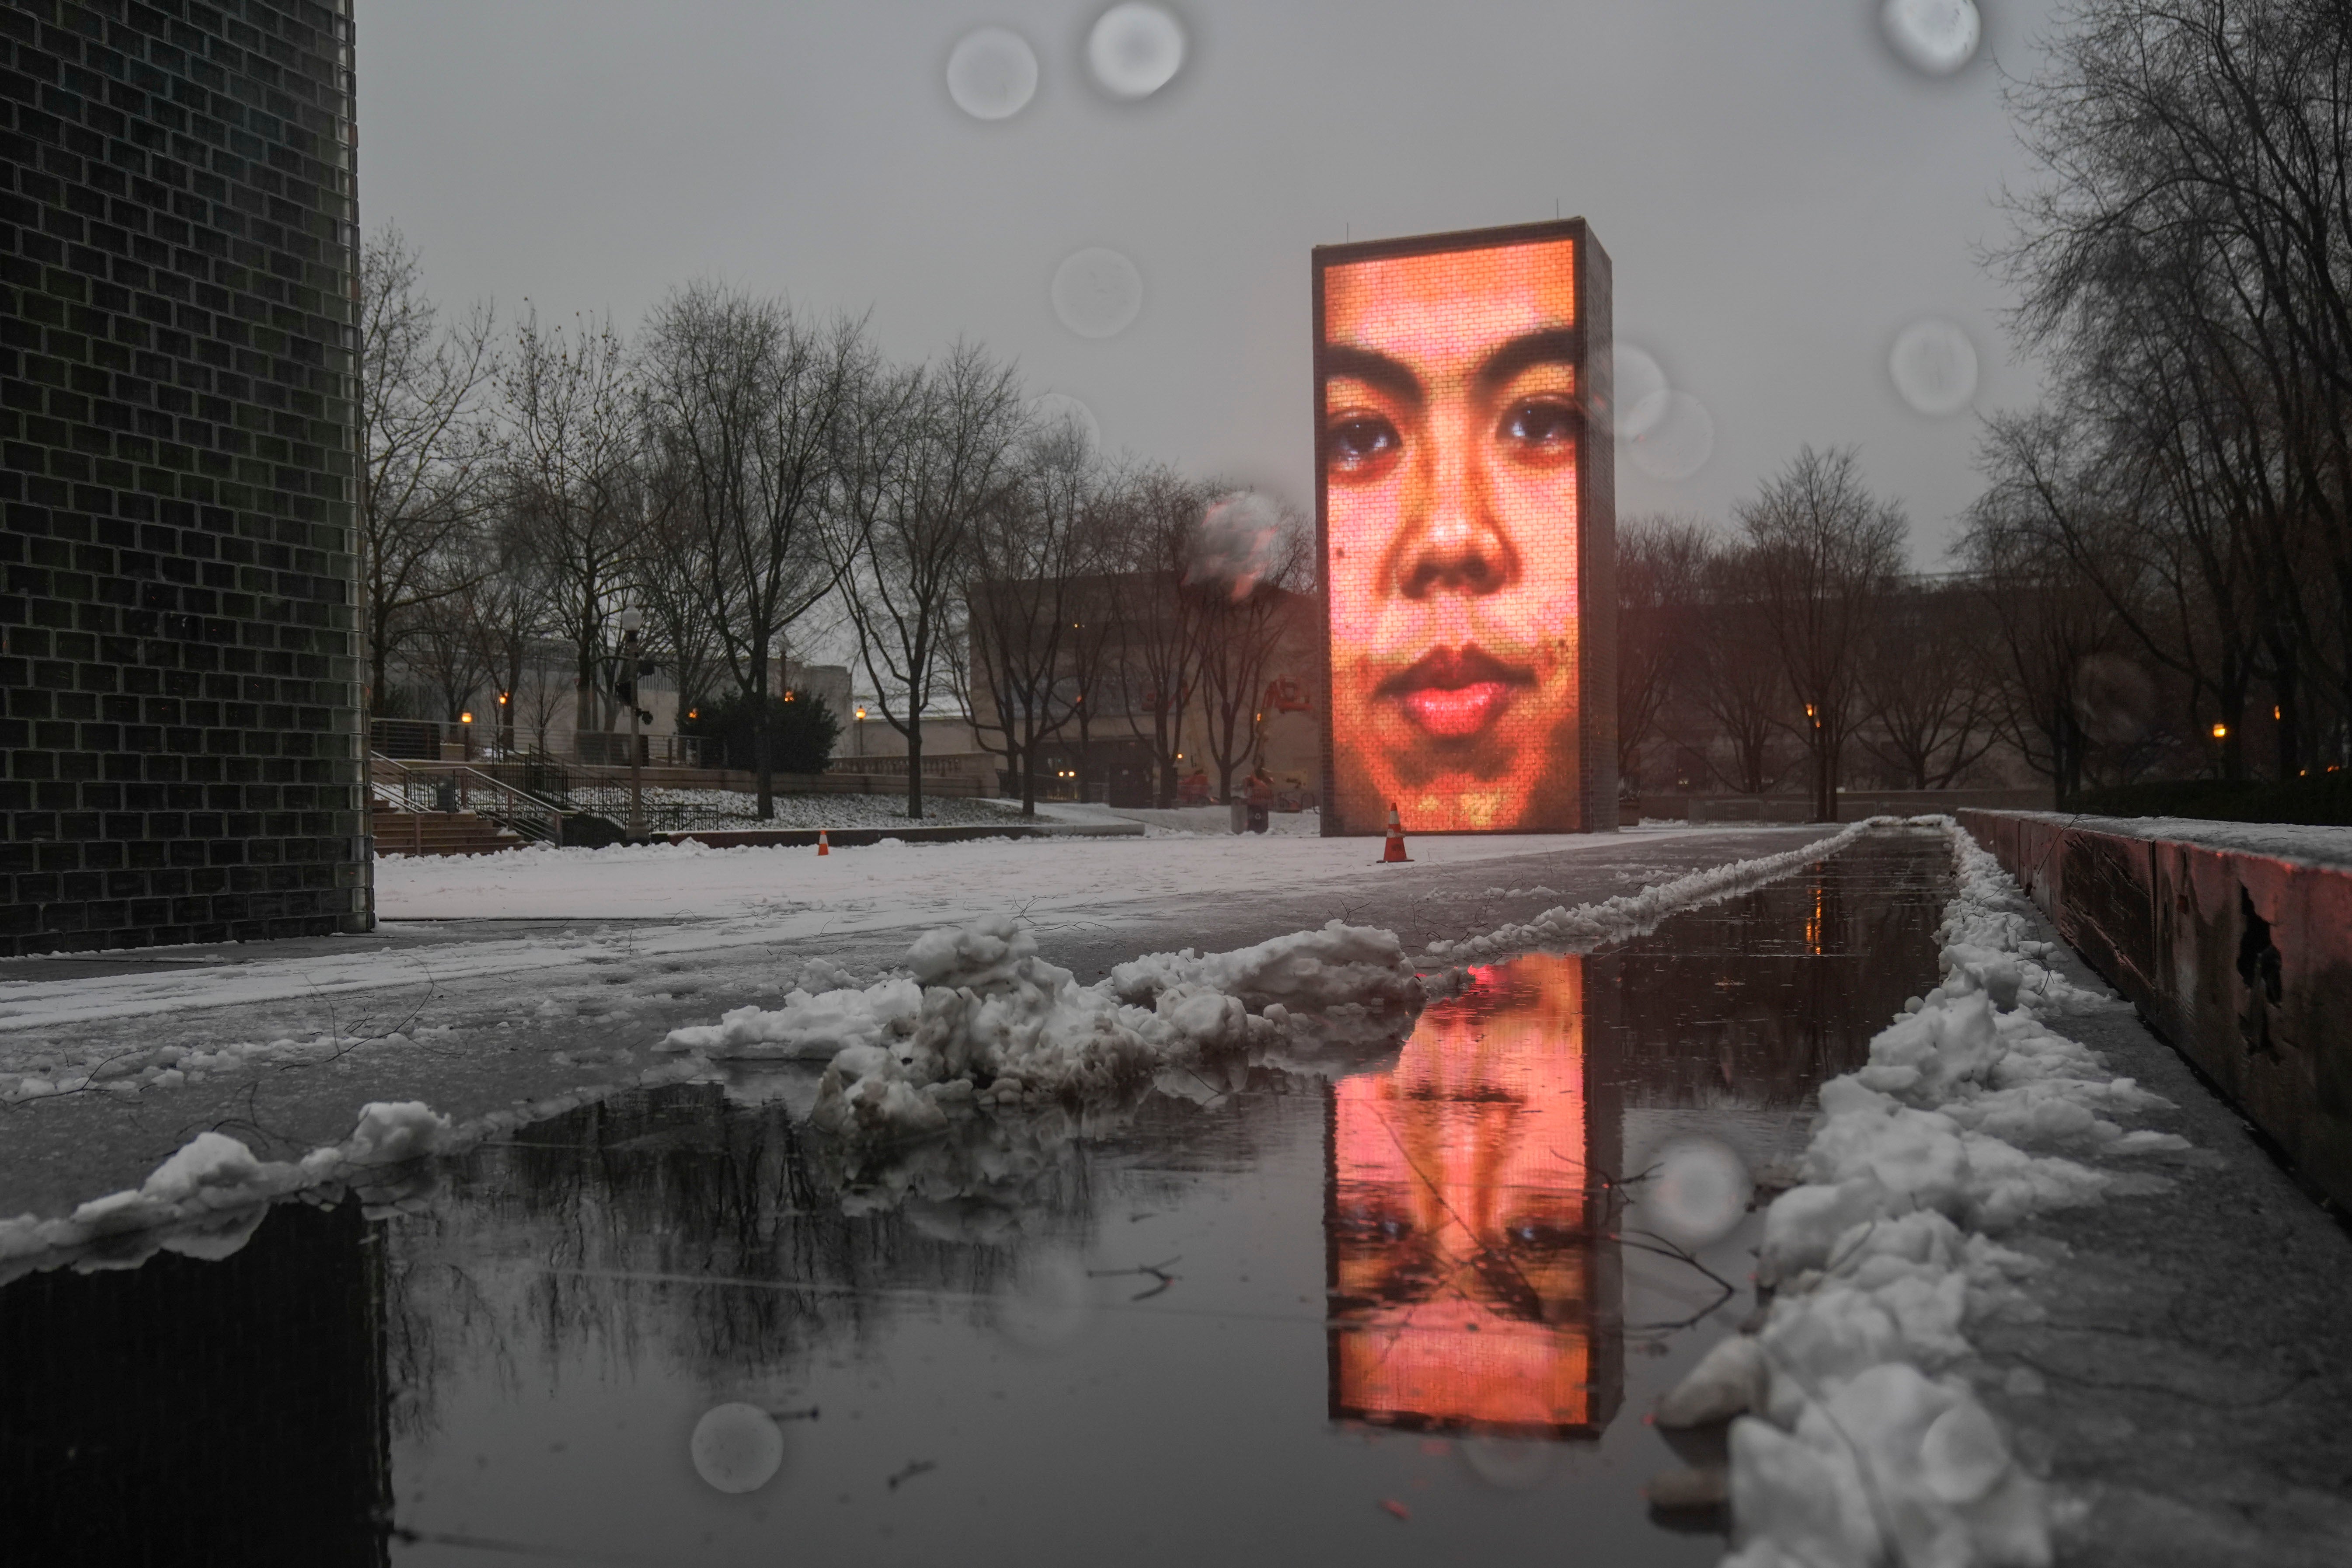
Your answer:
[1960,810,2352,1212]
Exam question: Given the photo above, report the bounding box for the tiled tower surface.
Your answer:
[0,0,369,957]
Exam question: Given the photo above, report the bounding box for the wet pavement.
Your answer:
[0,833,1954,1565]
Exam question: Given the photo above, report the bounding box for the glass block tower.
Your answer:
[0,0,369,956]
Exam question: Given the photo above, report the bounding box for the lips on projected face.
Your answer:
[1382,647,1531,740]
[1320,230,1590,833]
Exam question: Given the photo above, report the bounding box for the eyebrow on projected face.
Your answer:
[1321,326,1583,410]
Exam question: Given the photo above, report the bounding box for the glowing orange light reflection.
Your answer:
[1327,953,1617,1436]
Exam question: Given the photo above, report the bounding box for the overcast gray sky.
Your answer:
[357,0,2056,567]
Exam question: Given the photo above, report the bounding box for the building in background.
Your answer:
[0,2,367,955]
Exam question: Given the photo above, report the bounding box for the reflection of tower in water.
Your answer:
[0,1199,393,1564]
[1325,952,1623,1437]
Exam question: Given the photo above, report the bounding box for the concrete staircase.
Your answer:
[372,805,526,857]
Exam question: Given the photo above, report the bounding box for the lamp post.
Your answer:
[854,704,867,759]
[620,608,646,840]
[460,709,473,764]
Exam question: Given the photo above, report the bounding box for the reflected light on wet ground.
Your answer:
[1330,954,1617,1436]
[0,832,1951,1565]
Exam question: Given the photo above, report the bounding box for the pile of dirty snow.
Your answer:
[1653,819,2189,1568]
[0,1100,457,1275]
[661,915,1421,1137]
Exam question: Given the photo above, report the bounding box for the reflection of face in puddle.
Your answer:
[1327,953,1620,1436]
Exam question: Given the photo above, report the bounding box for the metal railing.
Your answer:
[825,751,996,778]
[369,719,706,769]
[369,754,566,846]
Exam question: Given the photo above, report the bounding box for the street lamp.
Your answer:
[460,709,473,763]
[2211,721,2229,741]
[619,608,646,840]
[854,704,867,758]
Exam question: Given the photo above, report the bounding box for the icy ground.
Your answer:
[6,818,2351,1563]
[0,823,1838,1226]
[376,815,1622,923]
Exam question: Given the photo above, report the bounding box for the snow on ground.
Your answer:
[0,825,1728,1035]
[373,822,1678,923]
[663,916,1421,1136]
[1430,817,1890,962]
[1648,819,2194,1568]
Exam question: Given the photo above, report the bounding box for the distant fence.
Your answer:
[1631,787,2049,825]
[368,719,707,768]
[825,751,999,791]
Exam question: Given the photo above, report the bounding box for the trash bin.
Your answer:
[435,777,458,813]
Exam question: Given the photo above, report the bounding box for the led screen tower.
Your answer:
[0,1,368,954]
[1313,219,1615,835]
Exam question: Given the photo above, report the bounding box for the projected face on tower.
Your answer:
[1316,223,1605,834]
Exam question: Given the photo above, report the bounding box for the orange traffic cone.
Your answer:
[1380,804,1411,863]
[816,829,830,856]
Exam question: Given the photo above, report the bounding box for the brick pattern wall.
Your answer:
[0,0,368,956]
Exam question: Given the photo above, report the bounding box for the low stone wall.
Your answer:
[1959,810,2352,1211]
[1635,787,2047,825]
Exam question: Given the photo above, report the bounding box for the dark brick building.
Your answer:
[0,0,369,956]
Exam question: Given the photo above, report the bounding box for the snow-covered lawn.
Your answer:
[0,825,1749,1037]
[621,789,1039,831]
[563,790,1332,836]
[373,823,1652,923]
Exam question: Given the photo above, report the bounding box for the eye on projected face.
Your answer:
[1321,235,1584,833]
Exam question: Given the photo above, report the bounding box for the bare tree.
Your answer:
[1691,551,1791,796]
[1854,577,2000,789]
[833,344,1023,818]
[962,419,1093,816]
[1737,446,1907,820]
[1962,422,2139,804]
[1191,493,1314,804]
[1999,0,2352,776]
[465,527,552,756]
[633,498,732,733]
[1615,513,1714,793]
[356,225,495,721]
[499,307,645,757]
[640,283,862,815]
[407,585,488,723]
[1108,466,1216,806]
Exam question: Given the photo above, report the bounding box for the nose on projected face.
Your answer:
[1316,222,1609,835]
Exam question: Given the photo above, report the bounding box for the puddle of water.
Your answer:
[0,833,1950,1564]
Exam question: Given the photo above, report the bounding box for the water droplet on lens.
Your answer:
[1460,1434,1557,1490]
[690,1403,784,1494]
[1031,392,1101,453]
[1613,344,1671,441]
[947,27,1040,120]
[994,1250,1094,1350]
[1627,392,1714,481]
[1889,316,1978,415]
[1646,1136,1751,1246]
[1087,3,1186,99]
[1052,247,1145,339]
[1882,0,1981,77]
